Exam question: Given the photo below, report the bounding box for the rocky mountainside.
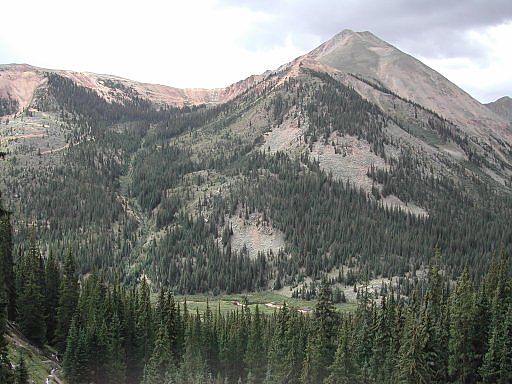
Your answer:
[0,63,263,112]
[305,30,510,137]
[1,30,511,294]
[486,96,512,121]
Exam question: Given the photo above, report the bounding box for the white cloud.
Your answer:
[418,22,512,102]
[0,0,511,102]
[0,0,303,88]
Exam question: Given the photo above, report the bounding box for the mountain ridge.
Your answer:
[0,63,265,112]
[1,29,509,136]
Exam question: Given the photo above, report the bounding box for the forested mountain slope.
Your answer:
[1,30,512,297]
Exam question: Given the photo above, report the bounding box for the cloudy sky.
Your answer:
[1,0,511,103]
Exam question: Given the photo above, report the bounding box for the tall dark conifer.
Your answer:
[55,249,79,351]
[44,251,60,345]
[16,234,46,345]
[0,197,15,321]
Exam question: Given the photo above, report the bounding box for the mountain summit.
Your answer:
[303,29,509,138]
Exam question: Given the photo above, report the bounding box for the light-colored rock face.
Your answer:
[0,64,46,112]
[305,29,511,140]
[486,96,512,121]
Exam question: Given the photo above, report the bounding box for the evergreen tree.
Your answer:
[0,197,15,321]
[142,323,173,384]
[398,304,431,384]
[326,320,361,384]
[264,303,290,383]
[106,314,127,384]
[448,269,478,383]
[16,235,46,345]
[63,316,79,381]
[44,251,60,345]
[370,296,393,383]
[136,277,154,371]
[55,249,79,352]
[423,251,449,383]
[300,330,324,384]
[480,255,512,383]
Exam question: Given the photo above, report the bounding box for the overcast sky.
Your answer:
[1,0,511,103]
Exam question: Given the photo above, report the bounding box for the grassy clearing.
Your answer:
[174,291,357,316]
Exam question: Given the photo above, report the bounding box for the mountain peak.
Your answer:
[302,29,509,136]
[486,96,512,121]
[323,29,390,49]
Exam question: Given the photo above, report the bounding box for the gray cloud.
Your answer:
[222,0,512,58]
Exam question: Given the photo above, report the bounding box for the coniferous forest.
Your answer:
[1,202,511,383]
[1,64,512,383]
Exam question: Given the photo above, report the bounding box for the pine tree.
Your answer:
[55,249,79,352]
[397,304,431,384]
[314,278,337,375]
[370,296,393,383]
[44,251,60,345]
[63,316,79,380]
[264,303,290,383]
[245,305,266,382]
[282,311,306,384]
[136,276,154,370]
[16,236,46,345]
[423,250,449,383]
[0,197,15,321]
[142,323,173,384]
[448,269,477,382]
[326,320,361,384]
[74,327,91,384]
[354,285,374,382]
[300,331,323,384]
[480,255,512,383]
[106,314,127,384]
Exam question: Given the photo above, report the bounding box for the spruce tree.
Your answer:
[300,331,323,384]
[480,256,512,383]
[55,249,79,352]
[423,251,449,383]
[44,251,60,345]
[0,197,15,321]
[397,305,431,384]
[16,236,46,345]
[142,323,173,384]
[106,314,127,384]
[326,320,361,384]
[448,269,477,382]
[136,276,154,370]
[63,316,80,381]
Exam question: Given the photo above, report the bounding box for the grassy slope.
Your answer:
[5,323,63,384]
